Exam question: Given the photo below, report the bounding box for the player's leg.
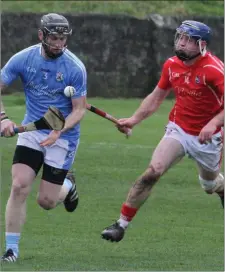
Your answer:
[37,168,78,211]
[37,163,68,209]
[2,144,43,262]
[124,137,185,209]
[197,163,224,208]
[187,129,224,208]
[37,138,79,212]
[61,170,79,212]
[59,140,79,212]
[102,136,185,242]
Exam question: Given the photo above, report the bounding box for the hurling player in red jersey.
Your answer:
[101,20,224,242]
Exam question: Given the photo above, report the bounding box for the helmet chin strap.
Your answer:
[42,39,67,59]
[199,42,207,57]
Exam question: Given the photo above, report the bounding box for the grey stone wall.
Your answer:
[1,13,224,97]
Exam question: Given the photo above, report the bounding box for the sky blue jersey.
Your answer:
[1,44,87,141]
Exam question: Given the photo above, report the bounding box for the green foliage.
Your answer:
[1,94,224,271]
[2,1,224,17]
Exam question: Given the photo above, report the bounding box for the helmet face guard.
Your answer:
[174,20,211,61]
[40,14,72,59]
[174,30,201,61]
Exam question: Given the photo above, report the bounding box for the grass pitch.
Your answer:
[1,94,224,271]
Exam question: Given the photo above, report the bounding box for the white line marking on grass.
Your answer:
[81,141,155,150]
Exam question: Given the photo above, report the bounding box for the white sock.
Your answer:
[63,178,73,191]
[6,232,20,257]
[117,218,129,229]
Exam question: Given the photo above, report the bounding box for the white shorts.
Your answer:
[164,121,223,172]
[16,131,79,170]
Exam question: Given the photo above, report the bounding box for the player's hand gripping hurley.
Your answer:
[1,106,65,137]
[86,104,132,138]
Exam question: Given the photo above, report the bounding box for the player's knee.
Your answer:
[144,164,162,184]
[37,195,56,210]
[10,178,30,200]
[199,173,224,194]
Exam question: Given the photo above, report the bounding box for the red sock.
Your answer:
[120,203,138,222]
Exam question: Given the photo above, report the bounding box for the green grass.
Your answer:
[2,1,224,17]
[1,94,224,271]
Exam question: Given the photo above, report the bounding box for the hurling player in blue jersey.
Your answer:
[0,13,87,262]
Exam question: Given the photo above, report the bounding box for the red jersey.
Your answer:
[158,52,224,135]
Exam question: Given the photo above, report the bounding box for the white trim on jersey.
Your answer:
[203,64,224,75]
[173,105,177,124]
[64,49,87,93]
[168,67,172,81]
[168,58,175,62]
[202,55,224,107]
[203,75,223,107]
[208,54,224,70]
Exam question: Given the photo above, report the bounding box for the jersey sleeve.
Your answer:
[1,52,25,85]
[157,59,172,90]
[69,62,87,99]
[204,64,224,107]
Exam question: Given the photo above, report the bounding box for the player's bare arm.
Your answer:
[1,81,7,113]
[40,96,86,146]
[118,86,170,128]
[211,109,224,127]
[132,86,170,122]
[199,109,224,144]
[206,109,224,128]
[198,60,224,144]
[0,81,17,137]
[62,96,87,132]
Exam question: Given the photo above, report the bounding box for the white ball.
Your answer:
[64,86,75,97]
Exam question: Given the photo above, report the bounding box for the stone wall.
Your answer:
[1,13,224,97]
